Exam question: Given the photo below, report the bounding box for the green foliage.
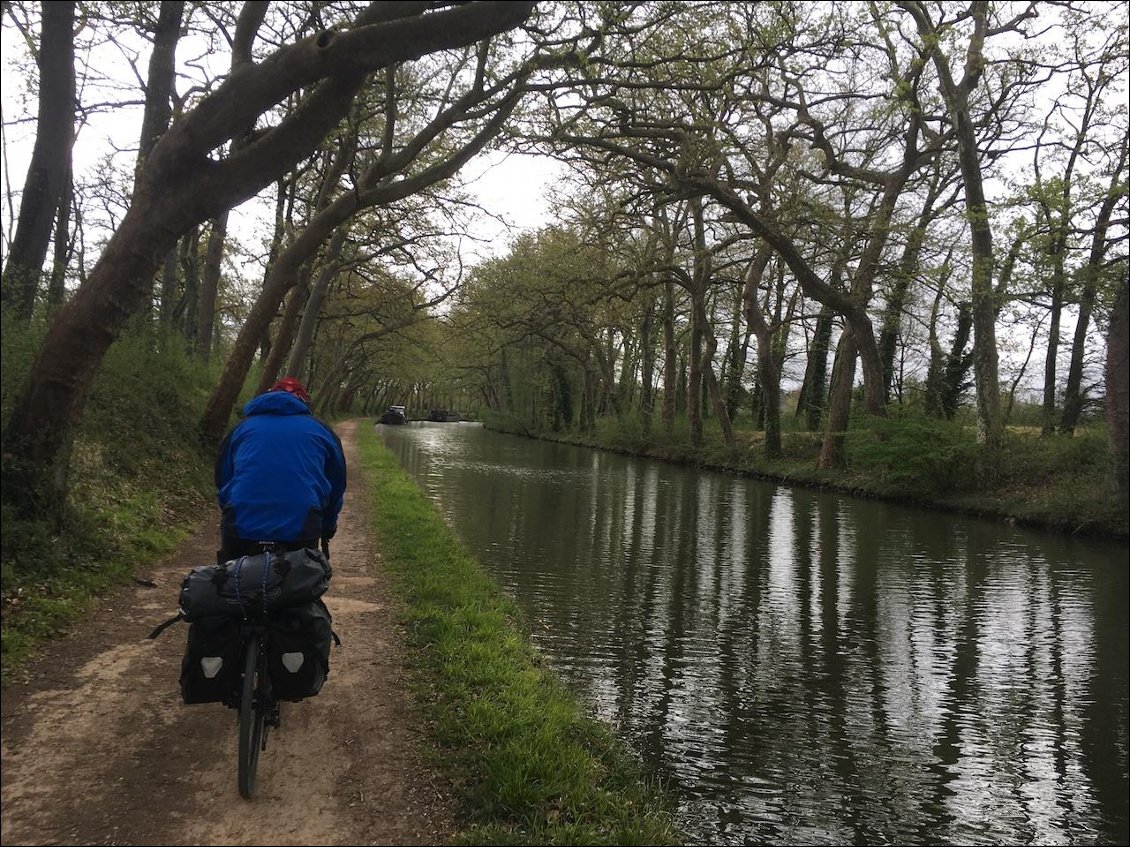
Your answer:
[449,224,640,431]
[490,399,1124,537]
[1007,426,1110,479]
[480,409,534,437]
[358,427,680,845]
[83,323,220,474]
[594,414,648,452]
[845,408,979,494]
[1,320,216,679]
[0,312,49,429]
[993,426,1128,534]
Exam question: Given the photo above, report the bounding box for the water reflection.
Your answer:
[379,422,1129,845]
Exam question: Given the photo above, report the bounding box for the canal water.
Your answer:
[377,422,1129,846]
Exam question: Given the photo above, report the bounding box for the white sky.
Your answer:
[455,150,567,263]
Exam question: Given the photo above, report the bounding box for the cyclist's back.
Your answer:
[215,378,346,562]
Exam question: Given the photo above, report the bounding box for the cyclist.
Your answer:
[215,376,347,564]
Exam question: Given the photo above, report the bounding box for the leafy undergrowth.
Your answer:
[1,321,223,681]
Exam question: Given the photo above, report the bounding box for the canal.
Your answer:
[377,421,1129,846]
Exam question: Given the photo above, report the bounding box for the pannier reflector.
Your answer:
[201,656,223,678]
[282,652,305,673]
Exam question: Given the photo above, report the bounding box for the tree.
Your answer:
[741,246,783,456]
[0,0,75,318]
[2,1,537,516]
[897,0,1040,485]
[200,37,541,441]
[1060,126,1129,433]
[1106,268,1128,505]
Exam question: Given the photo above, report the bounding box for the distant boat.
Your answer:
[425,408,461,422]
[378,405,407,425]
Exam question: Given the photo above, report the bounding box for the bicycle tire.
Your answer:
[237,633,265,799]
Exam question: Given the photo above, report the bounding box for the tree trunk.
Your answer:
[724,325,751,422]
[1003,312,1043,426]
[202,74,525,441]
[721,282,745,419]
[1061,133,1127,434]
[743,248,782,458]
[1040,239,1066,436]
[179,228,201,352]
[796,305,834,432]
[903,0,1003,485]
[923,284,947,418]
[879,182,938,399]
[2,195,191,514]
[687,198,710,446]
[196,210,229,359]
[46,167,73,310]
[1,0,75,319]
[688,293,704,445]
[158,249,178,326]
[940,303,975,420]
[617,332,638,414]
[661,279,677,434]
[639,294,656,435]
[702,324,735,448]
[257,276,312,394]
[1106,270,1129,506]
[137,2,186,323]
[286,225,350,380]
[135,1,185,176]
[819,329,857,470]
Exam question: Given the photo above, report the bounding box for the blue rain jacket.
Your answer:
[215,391,347,543]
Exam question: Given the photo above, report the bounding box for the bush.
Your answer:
[846,409,979,494]
[480,409,533,436]
[0,314,48,431]
[1002,425,1110,483]
[594,415,648,451]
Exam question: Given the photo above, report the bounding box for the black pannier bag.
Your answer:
[180,614,242,704]
[267,598,333,701]
[179,547,332,621]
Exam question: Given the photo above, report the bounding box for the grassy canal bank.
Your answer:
[356,425,680,845]
[481,411,1129,541]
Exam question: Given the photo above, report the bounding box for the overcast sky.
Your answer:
[0,16,564,279]
[457,150,567,262]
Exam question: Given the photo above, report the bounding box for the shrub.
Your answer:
[846,409,979,494]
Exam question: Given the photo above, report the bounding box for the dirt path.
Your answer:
[1,420,456,846]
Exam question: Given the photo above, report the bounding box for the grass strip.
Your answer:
[357,425,682,846]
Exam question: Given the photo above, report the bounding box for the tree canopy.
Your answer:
[1,0,1127,514]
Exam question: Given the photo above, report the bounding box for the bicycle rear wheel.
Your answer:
[237,633,265,799]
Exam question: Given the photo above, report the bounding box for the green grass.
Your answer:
[357,425,681,845]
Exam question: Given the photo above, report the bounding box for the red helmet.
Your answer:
[269,376,311,404]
